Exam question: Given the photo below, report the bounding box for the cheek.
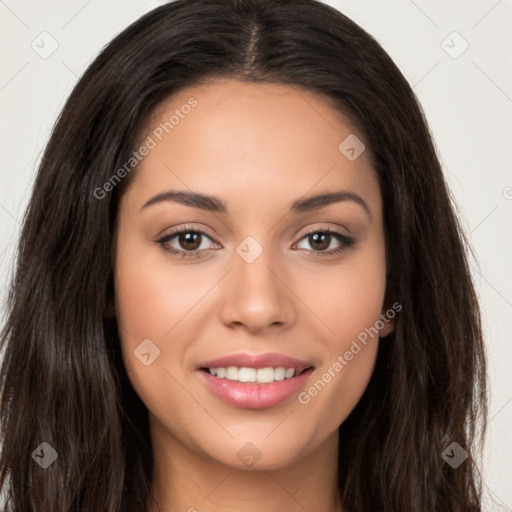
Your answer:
[114,222,216,345]
[293,238,386,427]
[301,236,387,344]
[114,217,388,442]
[113,230,193,407]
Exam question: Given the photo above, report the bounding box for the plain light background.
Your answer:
[0,0,511,509]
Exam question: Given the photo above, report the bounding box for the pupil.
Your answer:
[311,233,329,251]
[180,232,200,250]
[176,232,331,252]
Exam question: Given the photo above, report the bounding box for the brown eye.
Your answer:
[156,228,220,258]
[176,231,202,251]
[307,232,331,251]
[295,230,356,257]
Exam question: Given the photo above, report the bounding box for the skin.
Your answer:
[112,78,395,512]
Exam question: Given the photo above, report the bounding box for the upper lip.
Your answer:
[199,352,314,373]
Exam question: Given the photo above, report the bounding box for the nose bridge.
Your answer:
[235,236,277,291]
[219,234,295,331]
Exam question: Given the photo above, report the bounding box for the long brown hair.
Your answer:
[0,0,487,510]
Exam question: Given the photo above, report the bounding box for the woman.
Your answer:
[0,0,487,510]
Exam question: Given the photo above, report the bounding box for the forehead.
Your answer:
[125,79,381,218]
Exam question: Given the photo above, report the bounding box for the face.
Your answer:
[113,78,395,470]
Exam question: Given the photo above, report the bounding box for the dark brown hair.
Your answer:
[0,0,487,510]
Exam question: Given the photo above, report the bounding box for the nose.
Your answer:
[219,244,297,334]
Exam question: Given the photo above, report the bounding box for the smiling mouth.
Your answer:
[200,366,313,384]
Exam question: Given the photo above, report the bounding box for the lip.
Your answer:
[197,352,315,409]
[199,367,314,409]
[199,352,313,374]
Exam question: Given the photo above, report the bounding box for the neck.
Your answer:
[147,417,344,512]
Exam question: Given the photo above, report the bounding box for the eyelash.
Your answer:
[155,226,356,259]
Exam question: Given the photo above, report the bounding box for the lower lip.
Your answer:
[198,368,314,409]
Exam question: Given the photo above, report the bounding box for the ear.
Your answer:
[104,296,116,319]
[104,269,117,319]
[379,312,396,338]
[379,293,400,338]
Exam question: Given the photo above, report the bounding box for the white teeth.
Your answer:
[226,366,238,380]
[284,368,295,379]
[273,367,285,381]
[257,367,275,383]
[238,367,256,382]
[207,366,299,383]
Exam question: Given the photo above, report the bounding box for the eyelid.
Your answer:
[156,223,216,240]
[297,224,351,238]
[157,223,350,242]
[156,223,356,258]
[155,225,219,258]
[292,226,355,253]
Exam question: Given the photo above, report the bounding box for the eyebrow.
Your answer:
[141,189,371,219]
